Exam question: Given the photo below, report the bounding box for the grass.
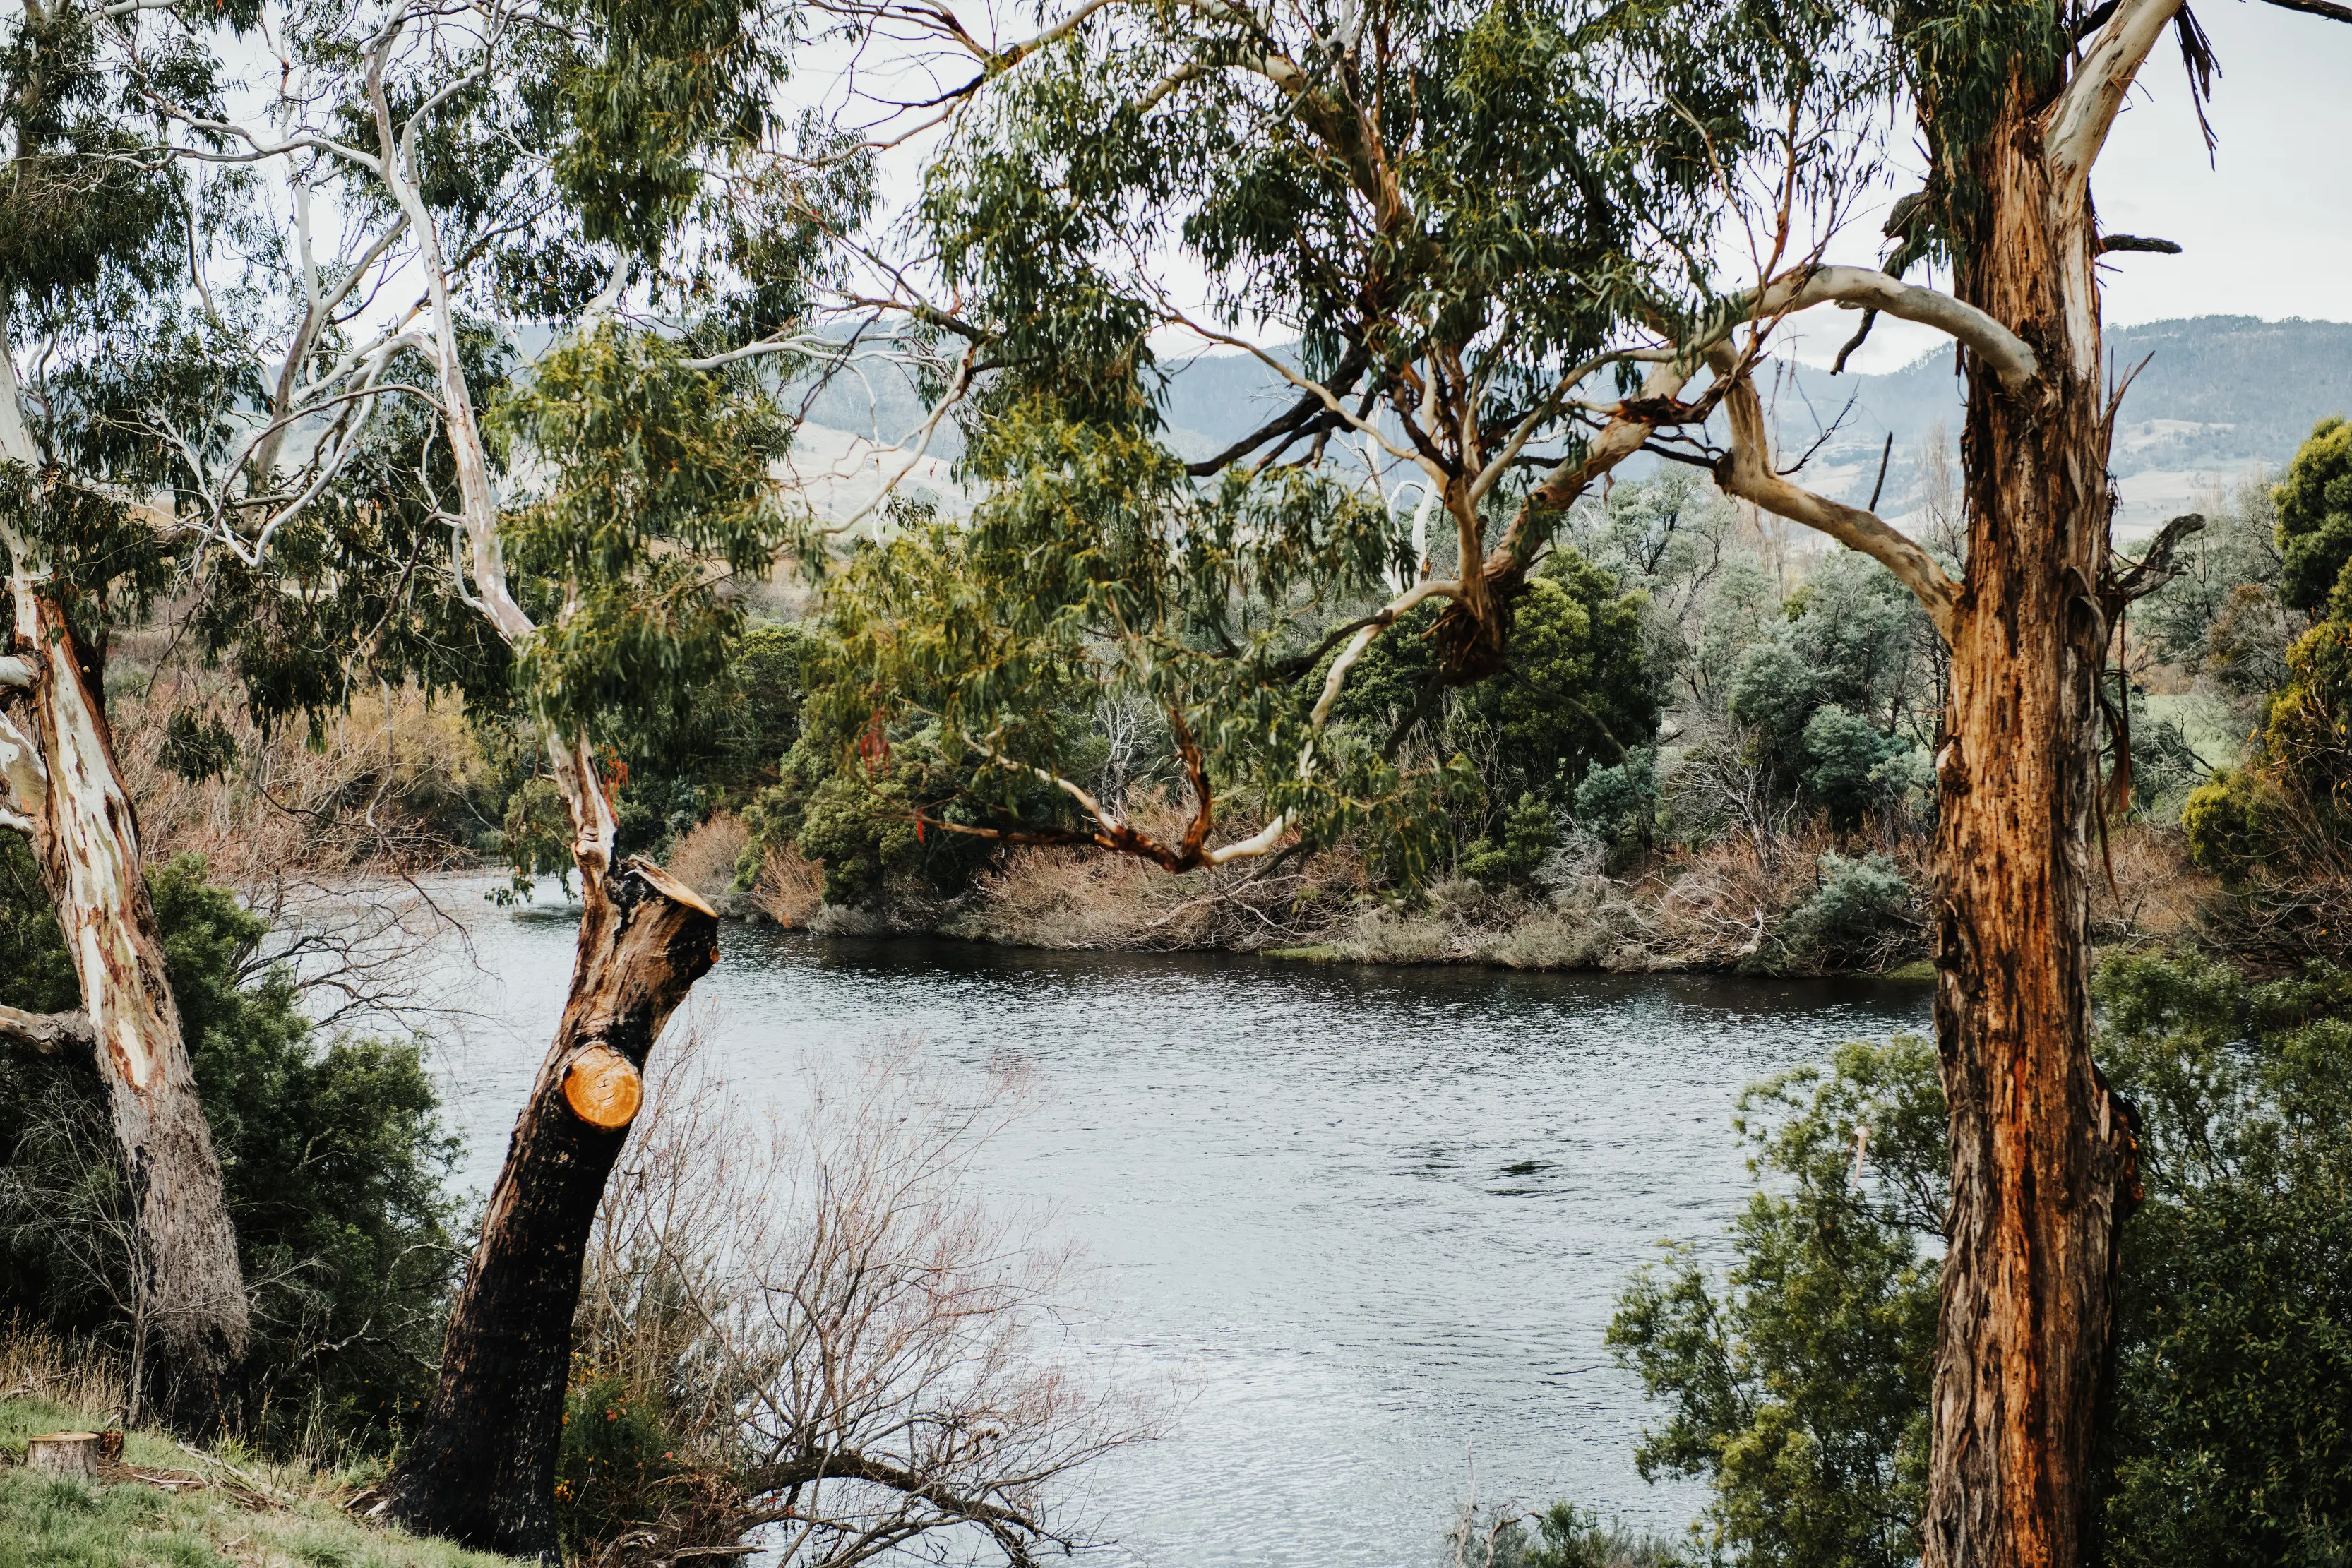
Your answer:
[0,1396,520,1568]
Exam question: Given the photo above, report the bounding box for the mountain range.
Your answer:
[790,314,2352,536]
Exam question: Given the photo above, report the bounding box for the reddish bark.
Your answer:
[1922,96,2142,1568]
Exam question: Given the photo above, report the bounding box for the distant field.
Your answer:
[2146,693,2254,773]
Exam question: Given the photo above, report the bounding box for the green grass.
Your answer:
[0,1397,520,1568]
[1261,943,1344,962]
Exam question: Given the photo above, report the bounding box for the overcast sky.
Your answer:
[1801,0,2352,371]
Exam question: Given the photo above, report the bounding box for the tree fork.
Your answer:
[380,858,718,1562]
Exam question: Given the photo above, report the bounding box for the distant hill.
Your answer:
[771,316,2351,530]
[1774,316,2352,530]
[1141,316,2352,534]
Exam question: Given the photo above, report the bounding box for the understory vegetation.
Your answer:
[1601,950,2352,1567]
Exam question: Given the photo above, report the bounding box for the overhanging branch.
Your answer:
[1760,267,2039,392]
[1708,347,1959,640]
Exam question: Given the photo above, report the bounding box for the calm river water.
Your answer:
[399,878,1928,1567]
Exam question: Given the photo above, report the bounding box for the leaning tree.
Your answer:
[131,0,1044,1553]
[0,0,256,1409]
[816,0,2352,1562]
[807,0,1813,875]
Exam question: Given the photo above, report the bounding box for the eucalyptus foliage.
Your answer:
[1610,954,2352,1568]
[816,0,1849,866]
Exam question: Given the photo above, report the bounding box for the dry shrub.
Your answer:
[0,1316,125,1413]
[948,790,1367,952]
[664,813,750,910]
[115,664,485,885]
[571,1018,1154,1567]
[2090,820,2218,947]
[744,842,825,927]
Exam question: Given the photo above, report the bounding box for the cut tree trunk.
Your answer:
[1921,97,2142,1568]
[0,583,249,1412]
[25,1432,102,1478]
[380,856,717,1562]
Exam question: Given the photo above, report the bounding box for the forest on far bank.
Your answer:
[79,416,2349,983]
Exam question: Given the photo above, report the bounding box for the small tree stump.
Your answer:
[26,1432,101,1478]
[561,1046,643,1130]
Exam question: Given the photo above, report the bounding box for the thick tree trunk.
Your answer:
[0,580,250,1410]
[1922,99,2142,1568]
[380,841,717,1562]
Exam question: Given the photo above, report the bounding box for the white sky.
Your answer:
[1797,0,2352,371]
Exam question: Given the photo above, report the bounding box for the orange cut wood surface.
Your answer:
[561,1046,643,1129]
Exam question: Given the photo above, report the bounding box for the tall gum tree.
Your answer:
[1686,1,2352,1560]
[0,0,251,1408]
[138,0,866,1551]
[805,0,1803,871]
[823,0,2352,1562]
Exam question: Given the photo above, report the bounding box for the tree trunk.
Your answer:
[380,845,718,1562]
[1922,95,2142,1568]
[1,580,250,1411]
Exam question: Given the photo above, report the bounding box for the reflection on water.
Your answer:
[410,879,1929,1568]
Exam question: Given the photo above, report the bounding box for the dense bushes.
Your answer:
[0,842,460,1449]
[1608,952,2352,1567]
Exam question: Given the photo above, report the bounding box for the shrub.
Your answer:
[1572,750,1659,856]
[0,844,460,1449]
[1797,705,1905,826]
[1754,853,1918,976]
[555,1375,685,1562]
[1457,1502,1693,1568]
[1610,954,2352,1567]
[1463,793,1562,890]
[2274,415,2352,615]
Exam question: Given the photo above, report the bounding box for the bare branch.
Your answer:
[2048,0,2187,196]
[2097,234,2182,254]
[2105,512,2207,606]
[1763,265,2038,392]
[2258,0,2352,24]
[1707,346,1959,640]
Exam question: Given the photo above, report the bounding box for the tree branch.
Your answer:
[1762,266,2038,392]
[0,1004,95,1056]
[2258,0,2352,23]
[2104,513,2206,607]
[1707,347,1959,640]
[2098,234,2182,254]
[2048,0,2188,196]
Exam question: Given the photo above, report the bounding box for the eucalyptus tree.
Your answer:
[0,0,255,1409]
[820,0,2352,1562]
[129,0,881,1552]
[1664,5,2352,1562]
[810,0,1820,877]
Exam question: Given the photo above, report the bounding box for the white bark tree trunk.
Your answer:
[2,329,250,1411]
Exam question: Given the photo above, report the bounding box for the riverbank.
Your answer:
[0,1331,515,1568]
[672,811,2209,979]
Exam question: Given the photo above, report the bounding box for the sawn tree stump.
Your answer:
[26,1432,101,1478]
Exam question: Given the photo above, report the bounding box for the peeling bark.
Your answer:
[380,814,718,1562]
[1920,96,2143,1568]
[0,582,250,1401]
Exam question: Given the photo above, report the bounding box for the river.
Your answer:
[396,878,1930,1567]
